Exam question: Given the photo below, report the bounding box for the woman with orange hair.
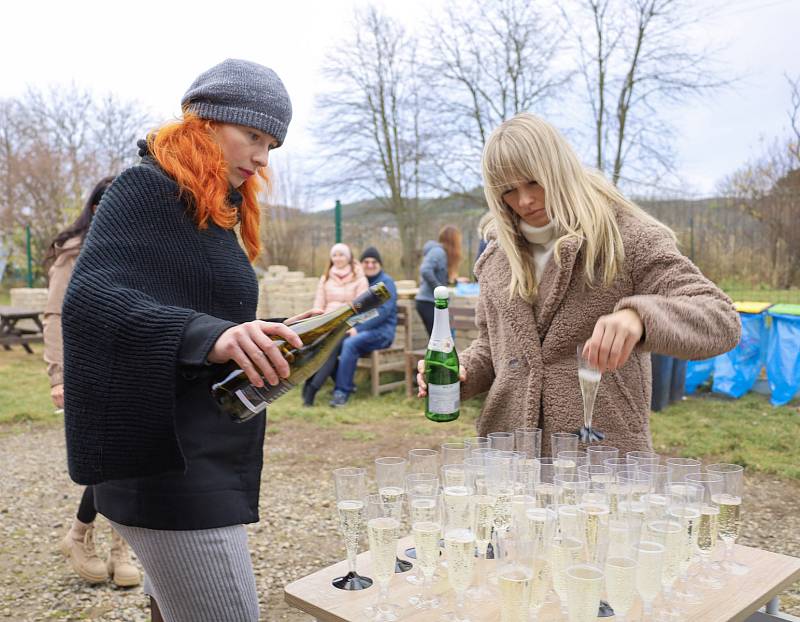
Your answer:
[62,60,310,622]
[415,224,463,335]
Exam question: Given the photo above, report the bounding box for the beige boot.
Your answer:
[107,528,141,587]
[59,519,108,584]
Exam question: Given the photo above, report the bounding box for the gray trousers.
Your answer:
[110,521,259,622]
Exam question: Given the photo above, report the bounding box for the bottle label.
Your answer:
[235,379,295,415]
[427,338,454,353]
[428,381,460,414]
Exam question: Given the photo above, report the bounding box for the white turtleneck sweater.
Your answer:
[519,220,557,281]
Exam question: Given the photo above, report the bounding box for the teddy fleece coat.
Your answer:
[459,209,741,456]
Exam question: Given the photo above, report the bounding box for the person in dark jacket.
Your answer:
[62,59,313,622]
[415,224,462,336]
[329,246,398,407]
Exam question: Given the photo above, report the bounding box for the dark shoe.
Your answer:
[329,390,350,407]
[302,382,317,407]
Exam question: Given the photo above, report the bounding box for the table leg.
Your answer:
[767,597,780,614]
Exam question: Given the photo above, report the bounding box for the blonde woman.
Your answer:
[419,114,740,456]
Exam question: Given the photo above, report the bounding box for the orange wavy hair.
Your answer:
[147,112,269,262]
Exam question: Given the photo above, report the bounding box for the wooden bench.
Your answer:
[404,304,477,397]
[0,306,44,354]
[356,306,412,396]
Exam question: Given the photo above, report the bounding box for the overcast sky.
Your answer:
[2,0,798,206]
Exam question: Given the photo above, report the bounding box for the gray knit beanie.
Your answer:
[181,59,292,146]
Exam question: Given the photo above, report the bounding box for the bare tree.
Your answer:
[0,86,150,283]
[566,0,729,187]
[313,5,431,278]
[258,155,312,271]
[719,75,800,288]
[426,0,571,197]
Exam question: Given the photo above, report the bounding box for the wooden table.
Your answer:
[285,537,800,622]
[0,306,44,353]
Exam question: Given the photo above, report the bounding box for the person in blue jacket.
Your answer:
[329,246,398,407]
[415,225,462,336]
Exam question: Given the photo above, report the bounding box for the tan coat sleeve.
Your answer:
[614,222,741,360]
[43,249,78,387]
[459,294,496,399]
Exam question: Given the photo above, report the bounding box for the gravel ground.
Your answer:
[1,418,798,621]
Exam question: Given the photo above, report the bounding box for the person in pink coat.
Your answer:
[303,243,368,405]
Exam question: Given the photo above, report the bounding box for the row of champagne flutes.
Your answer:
[332,430,746,621]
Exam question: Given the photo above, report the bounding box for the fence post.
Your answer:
[335,199,342,244]
[26,224,33,288]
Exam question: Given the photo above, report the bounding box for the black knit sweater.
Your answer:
[62,154,258,487]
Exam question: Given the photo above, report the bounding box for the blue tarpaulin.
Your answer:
[711,311,768,398]
[766,312,800,406]
[685,358,715,394]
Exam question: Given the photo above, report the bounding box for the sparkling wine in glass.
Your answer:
[364,494,401,621]
[577,344,604,443]
[331,467,373,590]
[375,456,413,574]
[707,463,748,575]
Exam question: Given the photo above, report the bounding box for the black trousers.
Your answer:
[77,486,97,524]
[416,300,435,337]
[307,341,344,391]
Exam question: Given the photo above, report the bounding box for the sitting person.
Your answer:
[330,246,398,407]
[302,243,368,406]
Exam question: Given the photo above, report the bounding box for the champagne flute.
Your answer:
[514,427,542,459]
[441,441,468,466]
[604,457,638,477]
[375,457,413,573]
[554,473,590,507]
[464,436,490,451]
[405,472,439,569]
[464,458,494,601]
[497,535,534,622]
[645,519,683,619]
[534,458,557,508]
[488,431,515,451]
[577,495,614,617]
[332,467,373,590]
[626,450,660,469]
[551,504,584,616]
[408,491,443,609]
[634,540,665,619]
[577,343,604,443]
[604,555,638,622]
[556,450,588,477]
[667,482,704,605]
[365,494,401,621]
[408,448,439,475]
[587,445,619,466]
[552,432,579,457]
[515,460,538,495]
[526,507,556,620]
[686,472,724,590]
[707,463,748,575]
[442,493,477,622]
[566,564,605,622]
[665,457,702,486]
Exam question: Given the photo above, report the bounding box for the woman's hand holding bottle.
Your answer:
[416,359,467,397]
[208,321,304,388]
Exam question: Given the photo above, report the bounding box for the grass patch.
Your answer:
[3,344,799,480]
[651,391,800,478]
[0,344,58,426]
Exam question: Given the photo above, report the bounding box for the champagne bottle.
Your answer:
[425,286,460,422]
[212,282,390,422]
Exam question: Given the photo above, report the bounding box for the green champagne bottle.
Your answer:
[425,286,460,422]
[212,282,390,422]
